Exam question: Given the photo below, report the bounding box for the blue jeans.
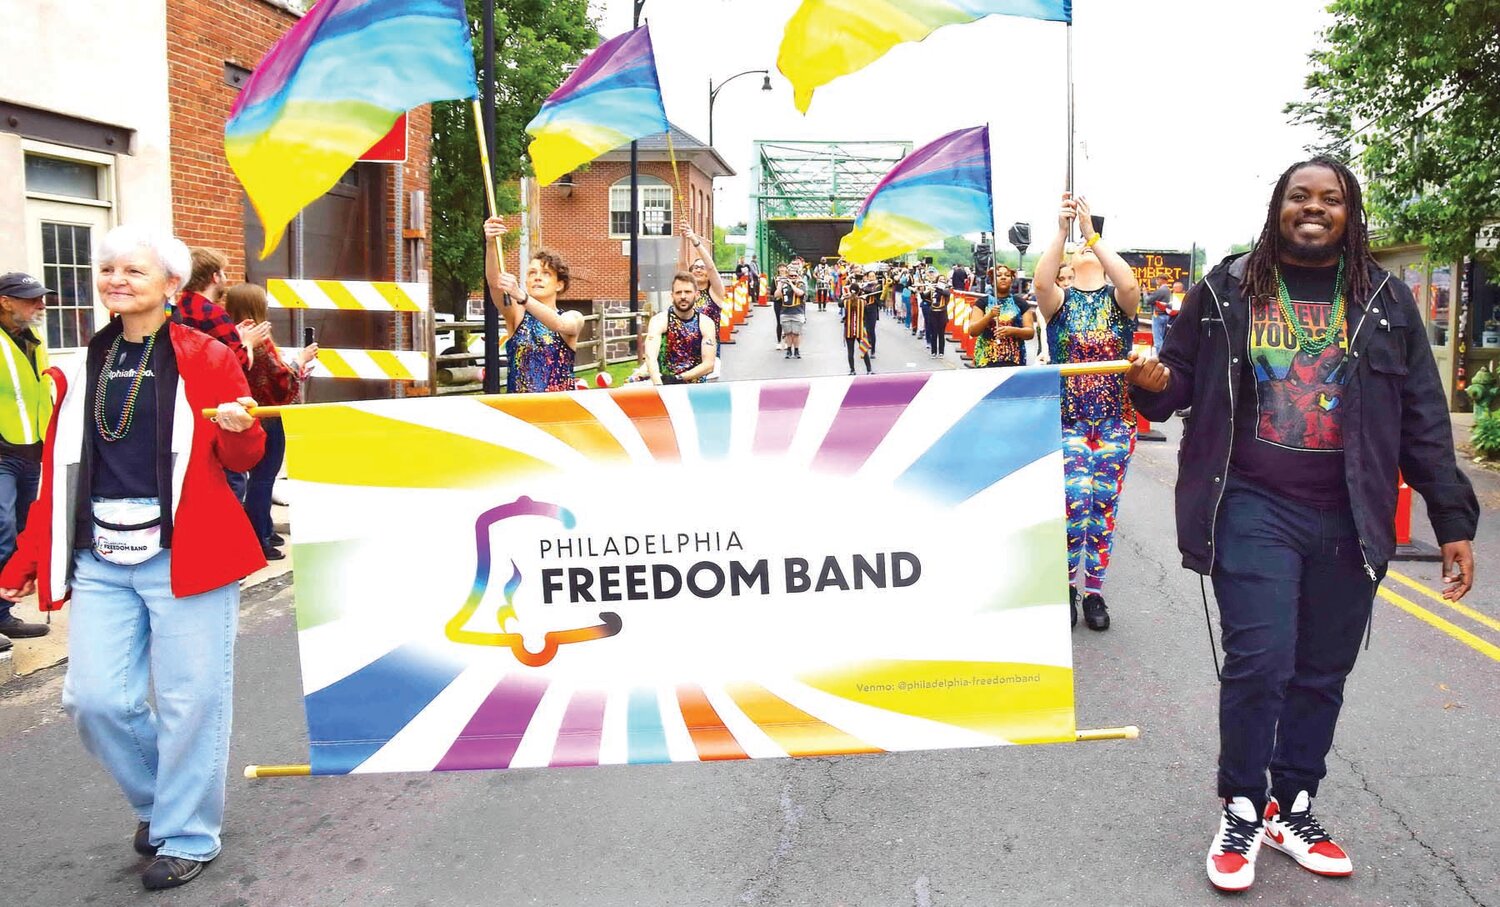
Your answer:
[225,468,248,503]
[1152,313,1172,352]
[1211,478,1377,812]
[244,418,285,545]
[62,549,239,861]
[0,455,40,624]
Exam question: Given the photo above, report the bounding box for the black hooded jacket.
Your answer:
[1132,253,1478,576]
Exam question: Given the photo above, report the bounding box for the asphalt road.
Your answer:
[1,303,1496,906]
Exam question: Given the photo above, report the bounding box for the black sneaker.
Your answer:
[785,349,792,359]
[142,855,207,890]
[268,532,286,546]
[261,545,286,562]
[794,349,801,358]
[1082,593,1110,630]
[0,615,49,639]
[1069,587,1079,628]
[134,821,157,857]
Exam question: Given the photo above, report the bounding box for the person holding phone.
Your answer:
[223,283,316,560]
[1034,192,1142,632]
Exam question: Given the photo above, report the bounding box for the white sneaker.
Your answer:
[1206,797,1264,892]
[1264,791,1353,877]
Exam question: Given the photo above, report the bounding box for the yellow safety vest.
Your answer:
[0,327,51,448]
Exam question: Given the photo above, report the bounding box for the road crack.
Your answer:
[1331,744,1484,906]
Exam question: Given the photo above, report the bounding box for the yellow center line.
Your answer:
[1385,569,1500,635]
[1377,587,1500,663]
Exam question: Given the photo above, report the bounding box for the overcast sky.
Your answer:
[590,0,1335,261]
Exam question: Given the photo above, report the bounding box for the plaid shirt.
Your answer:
[247,343,303,406]
[174,291,250,371]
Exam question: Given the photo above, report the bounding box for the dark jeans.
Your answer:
[244,418,286,546]
[0,454,39,623]
[1211,477,1377,812]
[926,311,948,354]
[845,336,870,373]
[225,468,248,503]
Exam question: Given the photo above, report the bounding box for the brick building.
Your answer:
[1,0,430,397]
[524,125,732,363]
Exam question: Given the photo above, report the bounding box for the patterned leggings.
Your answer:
[1062,416,1137,593]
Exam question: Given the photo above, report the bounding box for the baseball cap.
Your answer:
[0,272,53,299]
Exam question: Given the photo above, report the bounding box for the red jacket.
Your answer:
[0,322,266,609]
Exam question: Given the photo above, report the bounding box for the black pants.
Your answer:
[1211,478,1377,812]
[845,336,871,373]
[773,301,783,342]
[864,313,879,357]
[926,310,948,354]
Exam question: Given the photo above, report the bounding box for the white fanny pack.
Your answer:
[91,499,162,566]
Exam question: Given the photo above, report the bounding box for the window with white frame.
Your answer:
[21,141,115,351]
[609,177,673,237]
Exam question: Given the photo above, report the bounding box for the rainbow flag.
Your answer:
[525,25,669,187]
[839,126,993,264]
[227,0,477,258]
[778,0,1072,113]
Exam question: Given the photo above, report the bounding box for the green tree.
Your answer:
[713,223,748,270]
[1286,0,1500,272]
[430,0,598,313]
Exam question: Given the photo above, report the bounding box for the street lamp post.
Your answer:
[708,70,772,148]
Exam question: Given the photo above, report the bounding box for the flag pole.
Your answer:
[472,99,504,271]
[1065,22,1074,197]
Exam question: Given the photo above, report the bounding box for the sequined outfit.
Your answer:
[1047,285,1138,593]
[696,290,721,332]
[973,295,1029,368]
[505,310,575,393]
[658,309,705,382]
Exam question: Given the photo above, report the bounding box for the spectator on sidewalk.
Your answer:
[0,272,54,648]
[223,283,317,561]
[177,249,254,501]
[1147,275,1174,352]
[0,224,266,891]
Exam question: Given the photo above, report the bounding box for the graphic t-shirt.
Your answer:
[93,335,160,499]
[1230,262,1349,505]
[780,278,807,317]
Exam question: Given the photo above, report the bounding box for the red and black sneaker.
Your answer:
[1206,797,1264,892]
[1264,791,1354,877]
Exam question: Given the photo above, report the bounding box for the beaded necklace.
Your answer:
[94,330,157,442]
[1274,257,1346,356]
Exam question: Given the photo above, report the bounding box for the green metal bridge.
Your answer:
[749,140,912,267]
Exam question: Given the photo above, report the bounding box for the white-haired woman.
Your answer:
[0,225,265,891]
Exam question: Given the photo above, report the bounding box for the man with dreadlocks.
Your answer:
[1124,157,1478,893]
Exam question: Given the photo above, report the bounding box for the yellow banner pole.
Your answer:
[244,764,312,779]
[204,361,1140,420]
[1076,725,1141,742]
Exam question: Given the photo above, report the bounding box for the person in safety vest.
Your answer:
[0,272,54,648]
